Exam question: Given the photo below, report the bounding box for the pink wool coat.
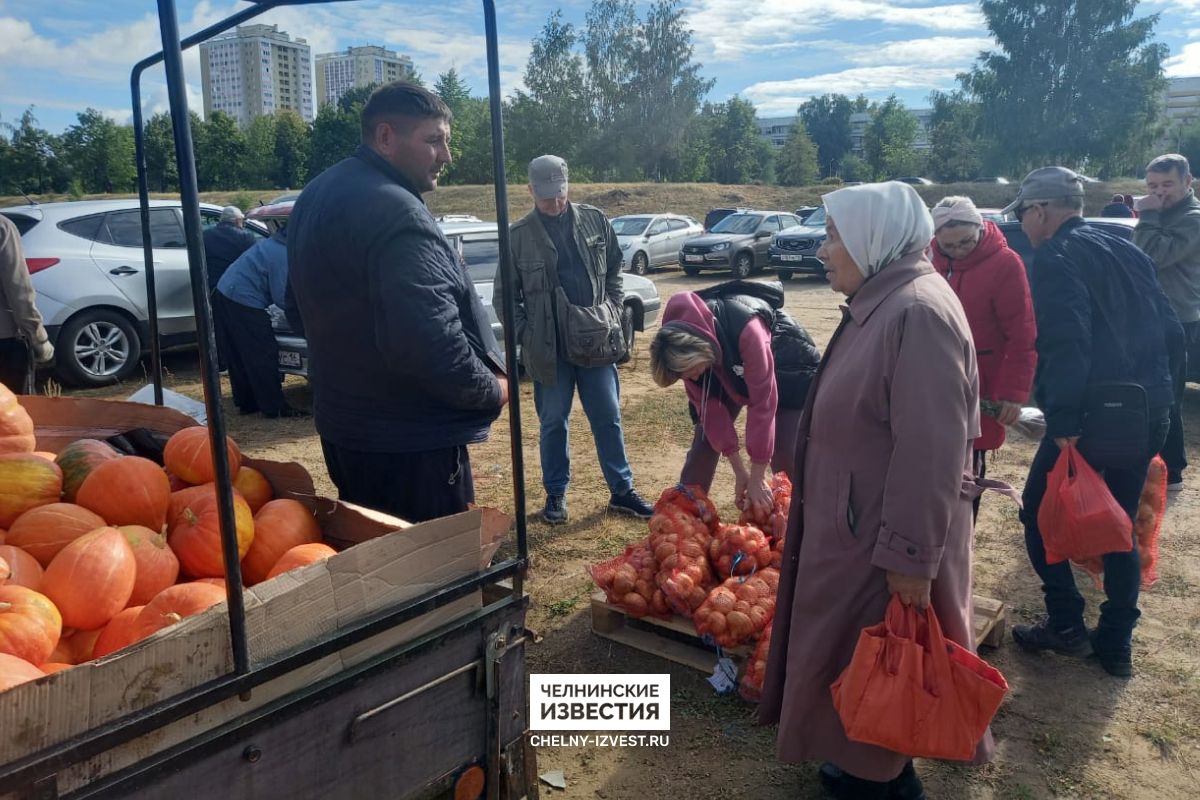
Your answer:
[758,253,994,781]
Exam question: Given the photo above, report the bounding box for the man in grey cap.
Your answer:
[496,155,653,524]
[202,205,258,369]
[1007,166,1181,677]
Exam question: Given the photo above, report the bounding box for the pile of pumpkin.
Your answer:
[589,476,792,700]
[0,387,334,694]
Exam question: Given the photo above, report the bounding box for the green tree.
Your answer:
[962,0,1166,176]
[60,109,136,193]
[707,97,770,184]
[434,68,475,178]
[1179,119,1200,175]
[863,96,922,179]
[193,110,245,190]
[798,94,858,177]
[272,110,310,188]
[839,153,872,182]
[243,114,278,187]
[2,109,70,193]
[143,112,179,192]
[926,91,985,183]
[775,118,819,186]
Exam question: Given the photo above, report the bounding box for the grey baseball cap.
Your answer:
[529,155,568,200]
[220,205,245,222]
[1001,167,1085,215]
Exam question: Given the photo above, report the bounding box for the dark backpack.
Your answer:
[694,280,821,409]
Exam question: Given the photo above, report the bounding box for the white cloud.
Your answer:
[1166,42,1200,77]
[743,65,962,115]
[0,17,58,62]
[842,36,992,66]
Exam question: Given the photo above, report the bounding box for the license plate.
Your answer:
[781,254,803,262]
[278,350,302,368]
[684,254,703,262]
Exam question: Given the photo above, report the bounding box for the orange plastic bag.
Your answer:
[830,596,1008,761]
[1073,455,1167,589]
[1037,444,1132,565]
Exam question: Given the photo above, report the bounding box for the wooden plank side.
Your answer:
[590,592,750,674]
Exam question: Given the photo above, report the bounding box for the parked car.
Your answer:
[893,176,934,186]
[970,176,1012,185]
[612,213,702,274]
[702,207,750,233]
[263,213,662,378]
[977,207,1008,223]
[770,206,828,280]
[794,206,819,222]
[0,199,269,386]
[679,211,805,278]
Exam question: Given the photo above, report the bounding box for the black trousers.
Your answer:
[320,438,475,524]
[0,338,32,394]
[215,294,288,416]
[1161,320,1200,481]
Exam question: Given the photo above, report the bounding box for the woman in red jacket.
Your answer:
[931,196,1037,518]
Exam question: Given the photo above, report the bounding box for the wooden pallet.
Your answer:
[591,591,1008,673]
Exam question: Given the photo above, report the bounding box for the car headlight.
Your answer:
[711,242,730,251]
[620,242,631,250]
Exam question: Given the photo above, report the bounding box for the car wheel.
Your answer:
[618,303,636,364]
[683,266,700,277]
[631,251,649,276]
[776,270,794,281]
[56,309,142,387]
[733,252,753,279]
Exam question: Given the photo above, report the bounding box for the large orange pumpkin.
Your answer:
[93,605,146,659]
[0,652,44,693]
[55,626,103,664]
[134,582,226,640]
[241,499,320,585]
[39,662,72,674]
[6,503,107,567]
[167,486,254,579]
[163,427,242,486]
[41,527,136,631]
[76,456,171,532]
[233,466,273,514]
[0,384,35,455]
[55,439,120,503]
[0,585,62,665]
[0,545,43,591]
[265,542,338,581]
[119,525,180,606]
[0,454,63,528]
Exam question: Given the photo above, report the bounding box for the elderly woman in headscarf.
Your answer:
[758,182,992,800]
[930,196,1036,520]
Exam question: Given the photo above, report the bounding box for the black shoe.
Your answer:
[1012,619,1092,657]
[888,762,926,800]
[1089,629,1133,678]
[542,495,568,525]
[608,488,653,519]
[818,762,890,800]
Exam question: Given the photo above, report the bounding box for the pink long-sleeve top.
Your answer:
[662,292,778,464]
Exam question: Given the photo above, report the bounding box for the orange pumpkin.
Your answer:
[93,605,146,659]
[233,466,273,513]
[0,529,5,545]
[38,662,73,674]
[60,626,103,664]
[119,525,180,606]
[55,439,120,503]
[0,555,7,582]
[0,652,44,693]
[167,486,254,579]
[6,503,107,567]
[266,543,338,581]
[241,499,320,585]
[166,473,191,492]
[0,454,63,528]
[0,545,44,591]
[76,456,171,532]
[0,585,62,665]
[41,527,136,631]
[194,577,226,588]
[0,384,35,455]
[163,427,242,486]
[134,583,226,640]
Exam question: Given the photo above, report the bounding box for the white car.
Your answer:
[612,213,702,275]
[1,200,268,386]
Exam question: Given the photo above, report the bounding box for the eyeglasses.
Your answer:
[1015,201,1049,222]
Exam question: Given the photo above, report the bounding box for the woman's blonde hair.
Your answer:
[649,325,716,387]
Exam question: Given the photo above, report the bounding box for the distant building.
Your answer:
[757,116,797,147]
[1160,76,1200,150]
[315,46,415,109]
[756,107,934,155]
[200,24,314,127]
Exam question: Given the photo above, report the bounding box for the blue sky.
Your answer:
[1,0,1197,134]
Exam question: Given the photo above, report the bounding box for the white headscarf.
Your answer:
[930,196,983,231]
[821,181,935,278]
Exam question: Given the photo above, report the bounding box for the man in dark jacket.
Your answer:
[1133,154,1200,491]
[495,155,652,525]
[1100,193,1135,218]
[287,82,507,523]
[1006,167,1181,678]
[203,206,257,369]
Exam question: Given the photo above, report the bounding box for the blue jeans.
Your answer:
[1020,411,1169,651]
[533,359,634,497]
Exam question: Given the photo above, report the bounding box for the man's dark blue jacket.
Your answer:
[202,221,257,292]
[1030,216,1182,439]
[287,145,503,453]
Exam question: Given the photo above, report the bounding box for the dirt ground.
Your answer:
[66,269,1199,800]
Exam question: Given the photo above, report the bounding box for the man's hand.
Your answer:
[887,571,932,609]
[32,339,54,365]
[744,477,772,518]
[996,400,1022,427]
[1054,435,1079,450]
[495,374,509,407]
[1135,194,1163,213]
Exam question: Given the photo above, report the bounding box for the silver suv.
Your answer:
[1,200,268,386]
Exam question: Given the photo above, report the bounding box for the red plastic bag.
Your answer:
[1073,455,1167,589]
[1037,444,1132,565]
[831,596,1008,761]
